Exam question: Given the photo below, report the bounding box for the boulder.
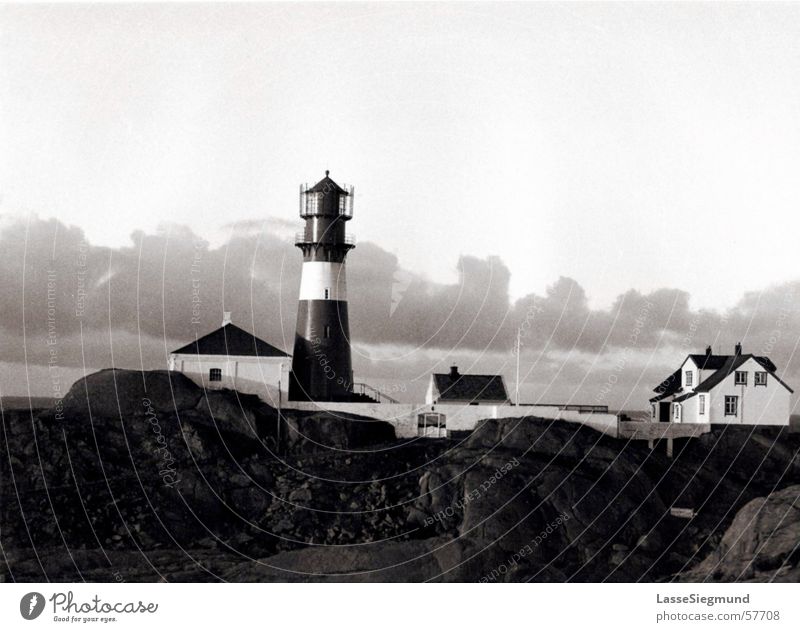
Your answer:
[679,484,800,582]
[57,369,202,419]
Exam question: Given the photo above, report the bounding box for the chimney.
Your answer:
[734,342,742,356]
[705,345,712,356]
[222,311,232,327]
[449,365,460,379]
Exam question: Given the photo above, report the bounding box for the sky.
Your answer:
[3,3,800,308]
[2,3,800,407]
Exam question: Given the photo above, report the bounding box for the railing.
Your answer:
[561,404,609,413]
[294,232,356,247]
[353,382,399,404]
[529,403,609,413]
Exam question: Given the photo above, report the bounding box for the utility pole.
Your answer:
[515,329,521,406]
[277,363,283,454]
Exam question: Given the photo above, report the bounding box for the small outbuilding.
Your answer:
[168,313,291,405]
[425,365,510,406]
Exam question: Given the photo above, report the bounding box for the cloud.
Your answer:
[1,215,799,406]
[0,216,299,367]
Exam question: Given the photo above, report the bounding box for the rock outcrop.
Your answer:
[677,485,800,582]
[2,369,799,582]
[282,411,396,454]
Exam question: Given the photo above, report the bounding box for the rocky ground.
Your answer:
[1,369,798,582]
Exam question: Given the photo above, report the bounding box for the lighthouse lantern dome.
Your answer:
[300,170,354,218]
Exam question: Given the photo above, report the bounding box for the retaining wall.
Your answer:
[618,421,711,440]
[287,400,621,439]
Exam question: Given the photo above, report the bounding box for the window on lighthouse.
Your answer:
[324,287,330,299]
[306,193,321,214]
[324,325,331,338]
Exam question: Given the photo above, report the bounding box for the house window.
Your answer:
[324,325,331,338]
[725,396,738,416]
[651,404,656,419]
[209,368,222,382]
[735,371,747,385]
[324,287,330,300]
[755,371,768,386]
[674,404,681,421]
[699,395,705,415]
[685,371,693,387]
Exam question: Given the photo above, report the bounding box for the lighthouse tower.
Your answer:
[289,171,356,402]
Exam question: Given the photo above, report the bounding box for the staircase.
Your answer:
[350,383,399,404]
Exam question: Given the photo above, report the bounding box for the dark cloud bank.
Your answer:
[1,215,798,408]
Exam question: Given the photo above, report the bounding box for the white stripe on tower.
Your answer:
[298,261,347,301]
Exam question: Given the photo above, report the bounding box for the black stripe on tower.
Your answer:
[289,300,353,402]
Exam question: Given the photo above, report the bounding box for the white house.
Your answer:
[650,344,793,425]
[168,313,291,406]
[425,365,510,406]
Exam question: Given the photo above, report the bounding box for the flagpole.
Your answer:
[515,329,521,406]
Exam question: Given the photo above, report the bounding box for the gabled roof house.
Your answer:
[650,344,792,425]
[425,365,510,405]
[169,313,290,404]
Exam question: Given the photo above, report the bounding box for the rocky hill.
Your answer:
[1,369,798,582]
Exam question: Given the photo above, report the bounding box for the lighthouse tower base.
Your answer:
[288,299,354,402]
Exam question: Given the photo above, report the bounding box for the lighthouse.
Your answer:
[289,171,356,401]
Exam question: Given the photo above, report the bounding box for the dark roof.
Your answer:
[433,372,508,402]
[691,355,746,393]
[651,368,682,399]
[171,323,290,358]
[686,352,776,372]
[651,356,728,396]
[308,172,346,194]
[694,354,792,393]
[652,352,792,400]
[687,353,730,370]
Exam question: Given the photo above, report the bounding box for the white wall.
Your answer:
[704,358,791,425]
[170,353,290,407]
[618,421,711,440]
[678,395,699,424]
[681,355,719,388]
[288,400,620,439]
[681,357,699,391]
[696,392,709,424]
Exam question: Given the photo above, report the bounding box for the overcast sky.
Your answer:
[2,3,800,407]
[3,2,800,310]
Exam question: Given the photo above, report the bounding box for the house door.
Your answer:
[659,402,671,423]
